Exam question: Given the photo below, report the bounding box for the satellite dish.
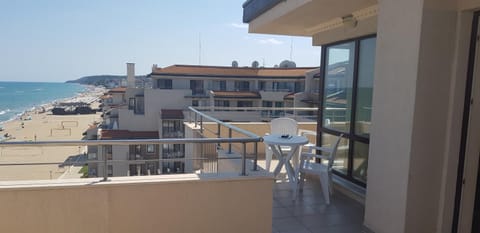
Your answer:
[252,61,259,68]
[279,60,296,68]
[232,61,239,67]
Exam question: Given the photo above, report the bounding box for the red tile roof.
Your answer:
[108,87,127,93]
[211,91,261,99]
[284,93,295,99]
[100,130,159,140]
[161,109,184,119]
[151,65,317,78]
[100,95,112,100]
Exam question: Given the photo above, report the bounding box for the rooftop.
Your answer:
[108,87,127,93]
[99,130,159,139]
[211,91,261,99]
[161,109,185,119]
[151,64,318,78]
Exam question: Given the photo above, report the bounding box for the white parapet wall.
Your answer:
[0,174,273,233]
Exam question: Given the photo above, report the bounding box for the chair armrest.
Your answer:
[298,129,316,137]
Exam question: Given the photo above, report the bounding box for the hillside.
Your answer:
[66,75,149,86]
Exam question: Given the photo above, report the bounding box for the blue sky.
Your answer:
[0,0,321,82]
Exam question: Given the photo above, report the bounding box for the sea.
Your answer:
[0,81,86,124]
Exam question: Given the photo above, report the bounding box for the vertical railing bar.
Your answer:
[194,113,198,128]
[217,123,221,148]
[241,142,246,176]
[228,128,232,154]
[253,142,258,171]
[103,146,108,181]
[200,116,203,134]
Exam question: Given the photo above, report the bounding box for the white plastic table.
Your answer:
[263,134,309,195]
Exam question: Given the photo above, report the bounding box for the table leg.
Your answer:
[271,145,285,177]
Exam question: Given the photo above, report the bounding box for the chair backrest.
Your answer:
[270,118,298,135]
[327,134,344,169]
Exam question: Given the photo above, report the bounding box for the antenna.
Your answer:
[198,33,202,65]
[290,37,293,60]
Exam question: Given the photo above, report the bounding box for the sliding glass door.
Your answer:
[318,35,376,186]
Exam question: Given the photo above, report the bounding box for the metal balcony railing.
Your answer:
[0,107,263,182]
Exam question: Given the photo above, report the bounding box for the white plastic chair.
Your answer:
[297,133,343,204]
[264,117,298,172]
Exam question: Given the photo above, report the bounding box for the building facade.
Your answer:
[243,0,480,232]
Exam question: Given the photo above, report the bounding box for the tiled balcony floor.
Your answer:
[272,178,365,233]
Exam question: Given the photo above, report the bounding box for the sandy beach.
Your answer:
[0,88,103,181]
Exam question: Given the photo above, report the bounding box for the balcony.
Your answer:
[0,107,365,232]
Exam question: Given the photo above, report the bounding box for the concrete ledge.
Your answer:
[0,173,274,233]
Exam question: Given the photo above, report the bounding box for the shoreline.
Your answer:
[0,86,104,180]
[0,84,105,126]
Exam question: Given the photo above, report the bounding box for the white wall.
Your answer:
[0,175,273,233]
[118,89,191,131]
[364,0,462,232]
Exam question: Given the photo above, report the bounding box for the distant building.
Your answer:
[87,63,319,177]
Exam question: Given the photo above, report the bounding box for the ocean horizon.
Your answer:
[0,81,86,124]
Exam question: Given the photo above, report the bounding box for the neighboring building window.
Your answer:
[237,101,253,107]
[190,80,204,95]
[107,165,113,177]
[162,120,184,138]
[234,81,250,91]
[162,144,185,158]
[294,82,304,92]
[157,79,172,89]
[259,81,266,90]
[214,100,230,107]
[105,145,112,160]
[162,144,185,174]
[147,144,155,153]
[135,145,141,154]
[128,98,135,110]
[192,100,199,107]
[212,80,226,91]
[272,82,291,91]
[134,96,145,114]
[262,101,273,117]
[88,153,97,160]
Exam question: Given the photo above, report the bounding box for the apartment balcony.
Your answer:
[0,107,365,233]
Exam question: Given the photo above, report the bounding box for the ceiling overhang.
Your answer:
[246,0,378,43]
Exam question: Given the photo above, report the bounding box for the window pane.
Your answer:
[355,38,376,137]
[353,141,369,182]
[323,42,355,132]
[322,133,349,175]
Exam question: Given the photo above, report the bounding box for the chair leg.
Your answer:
[298,171,305,193]
[328,174,334,195]
[319,173,330,205]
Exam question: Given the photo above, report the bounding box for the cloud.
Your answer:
[230,23,248,29]
[256,38,284,45]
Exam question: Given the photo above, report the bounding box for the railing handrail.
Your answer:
[193,106,318,111]
[0,137,261,148]
[188,106,262,139]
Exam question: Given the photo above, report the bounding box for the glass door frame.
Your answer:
[317,34,376,187]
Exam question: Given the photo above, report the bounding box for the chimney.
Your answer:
[127,63,135,88]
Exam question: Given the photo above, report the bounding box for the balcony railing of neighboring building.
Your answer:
[0,107,262,181]
[192,106,322,122]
